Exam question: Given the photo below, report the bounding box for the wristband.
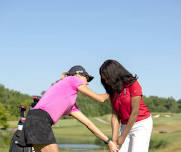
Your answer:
[104,138,111,144]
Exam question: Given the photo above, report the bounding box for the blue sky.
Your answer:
[0,0,181,100]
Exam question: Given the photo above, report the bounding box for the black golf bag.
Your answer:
[9,130,32,152]
[9,96,41,152]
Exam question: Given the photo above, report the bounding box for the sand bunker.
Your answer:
[153,114,160,118]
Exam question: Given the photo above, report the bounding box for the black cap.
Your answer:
[68,65,94,82]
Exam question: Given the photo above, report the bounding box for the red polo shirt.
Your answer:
[111,80,150,125]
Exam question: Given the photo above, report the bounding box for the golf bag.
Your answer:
[9,130,32,152]
[9,96,41,152]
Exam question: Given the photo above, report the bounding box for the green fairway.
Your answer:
[1,113,181,152]
[53,116,111,146]
[150,113,181,152]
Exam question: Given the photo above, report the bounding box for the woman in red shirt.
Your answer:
[99,59,153,152]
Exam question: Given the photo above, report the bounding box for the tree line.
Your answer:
[76,93,181,117]
[0,84,181,128]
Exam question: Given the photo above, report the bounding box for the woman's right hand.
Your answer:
[108,140,119,152]
[112,139,119,148]
[60,72,68,80]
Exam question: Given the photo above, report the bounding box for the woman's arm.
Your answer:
[117,96,141,146]
[70,111,118,152]
[78,85,109,103]
[112,108,120,144]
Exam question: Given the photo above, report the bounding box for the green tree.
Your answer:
[0,103,9,129]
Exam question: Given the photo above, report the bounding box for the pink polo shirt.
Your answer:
[34,76,85,124]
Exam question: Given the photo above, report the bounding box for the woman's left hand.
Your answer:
[117,135,125,148]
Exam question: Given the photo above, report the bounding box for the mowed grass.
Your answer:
[53,116,112,144]
[53,113,181,152]
[150,113,181,152]
[1,113,181,152]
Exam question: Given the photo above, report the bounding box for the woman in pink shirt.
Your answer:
[19,65,118,152]
[99,60,153,152]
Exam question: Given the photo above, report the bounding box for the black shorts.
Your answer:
[18,109,56,146]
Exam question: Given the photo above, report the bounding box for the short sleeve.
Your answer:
[71,76,85,91]
[71,103,80,112]
[129,80,142,97]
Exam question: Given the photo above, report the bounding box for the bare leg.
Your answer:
[33,144,59,152]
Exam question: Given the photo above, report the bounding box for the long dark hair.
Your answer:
[99,59,138,97]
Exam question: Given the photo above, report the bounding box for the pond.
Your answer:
[58,144,102,151]
[56,135,105,151]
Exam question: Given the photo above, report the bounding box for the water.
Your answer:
[58,144,102,151]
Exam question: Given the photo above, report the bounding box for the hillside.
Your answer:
[0,83,181,123]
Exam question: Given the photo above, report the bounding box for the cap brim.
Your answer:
[87,75,94,82]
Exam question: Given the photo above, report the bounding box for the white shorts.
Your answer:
[119,116,153,152]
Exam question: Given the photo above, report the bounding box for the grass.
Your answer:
[0,129,12,152]
[1,113,181,152]
[149,113,181,152]
[53,116,112,146]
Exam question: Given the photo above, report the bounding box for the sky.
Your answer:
[0,0,181,100]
